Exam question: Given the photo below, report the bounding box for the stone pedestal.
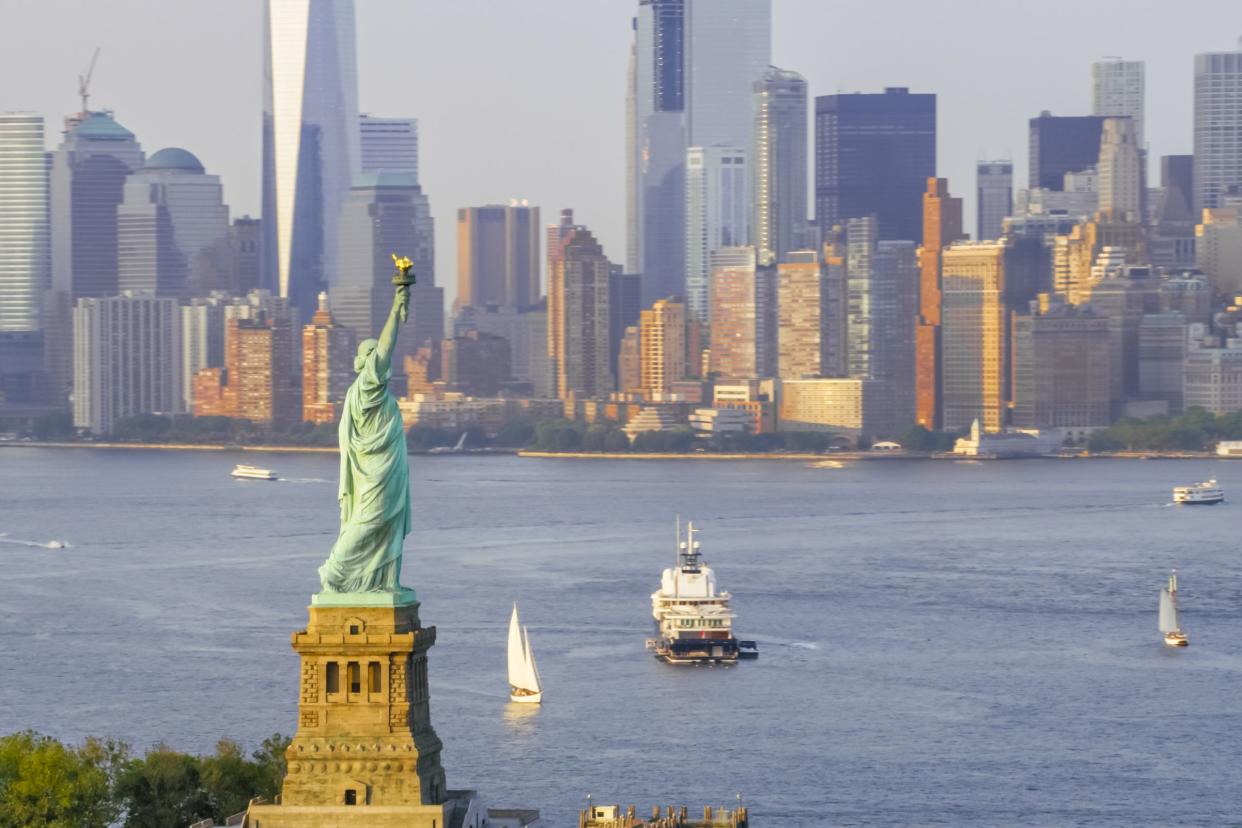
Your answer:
[247,599,455,827]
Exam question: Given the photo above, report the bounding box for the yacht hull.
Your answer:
[509,689,542,704]
[1164,632,1189,647]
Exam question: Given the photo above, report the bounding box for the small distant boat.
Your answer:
[1172,479,1223,504]
[45,540,66,549]
[429,432,469,455]
[507,603,542,704]
[231,464,278,481]
[1159,570,1189,647]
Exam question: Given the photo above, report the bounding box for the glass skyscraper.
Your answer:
[753,67,808,263]
[1194,44,1242,213]
[0,113,48,333]
[262,0,359,319]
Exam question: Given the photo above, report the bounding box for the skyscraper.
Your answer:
[332,172,442,372]
[456,203,541,311]
[708,246,775,379]
[753,67,808,263]
[1092,58,1145,147]
[1028,112,1105,190]
[359,114,418,180]
[814,88,936,244]
[50,111,144,298]
[684,0,771,150]
[976,161,1012,242]
[1097,117,1141,221]
[639,297,686,396]
[263,0,359,317]
[302,291,354,424]
[915,179,964,430]
[548,227,612,398]
[1193,44,1242,213]
[776,251,827,379]
[117,147,230,297]
[1012,301,1113,429]
[940,241,1007,431]
[684,145,749,323]
[0,113,48,334]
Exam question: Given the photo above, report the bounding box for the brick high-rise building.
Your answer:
[302,291,355,425]
[639,297,686,396]
[1012,301,1113,429]
[194,312,298,426]
[548,226,611,399]
[441,330,512,397]
[708,246,776,379]
[915,178,965,429]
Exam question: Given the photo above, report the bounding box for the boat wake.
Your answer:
[0,533,71,550]
[277,477,331,484]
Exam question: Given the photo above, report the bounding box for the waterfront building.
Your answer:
[73,294,181,434]
[1139,311,1188,413]
[332,172,443,375]
[752,67,808,263]
[302,291,355,424]
[708,246,775,379]
[262,0,359,318]
[359,114,418,180]
[687,406,751,435]
[776,377,890,439]
[1195,208,1242,295]
[50,111,144,299]
[940,241,1007,431]
[441,330,513,397]
[684,145,749,322]
[1088,265,1163,407]
[1184,343,1242,414]
[1193,43,1242,212]
[915,178,965,429]
[639,297,686,396]
[815,88,936,243]
[1097,118,1141,221]
[0,113,48,334]
[1028,112,1105,190]
[548,227,612,398]
[194,312,298,426]
[776,251,828,379]
[117,147,230,297]
[976,161,1013,242]
[456,203,540,311]
[1092,58,1145,148]
[952,418,1061,457]
[1012,301,1113,430]
[713,379,776,434]
[622,404,687,441]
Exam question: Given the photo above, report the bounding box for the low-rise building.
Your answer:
[622,406,687,441]
[688,407,752,435]
[952,418,1062,457]
[776,377,892,439]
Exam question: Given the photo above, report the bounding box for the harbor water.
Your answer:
[2,449,1241,825]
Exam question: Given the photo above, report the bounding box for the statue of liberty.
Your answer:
[317,257,416,600]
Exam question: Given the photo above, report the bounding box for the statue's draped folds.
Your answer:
[318,346,410,593]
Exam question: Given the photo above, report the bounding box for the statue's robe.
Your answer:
[318,348,410,592]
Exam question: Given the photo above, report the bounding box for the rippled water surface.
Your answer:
[2,448,1241,825]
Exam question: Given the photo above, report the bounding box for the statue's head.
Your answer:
[354,338,378,373]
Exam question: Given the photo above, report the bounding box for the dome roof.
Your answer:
[72,112,134,141]
[144,147,205,173]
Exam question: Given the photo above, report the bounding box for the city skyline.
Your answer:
[0,0,1229,308]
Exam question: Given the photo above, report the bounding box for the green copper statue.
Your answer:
[316,256,416,601]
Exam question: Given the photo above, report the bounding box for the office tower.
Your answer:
[915,179,964,430]
[820,231,848,377]
[73,294,181,434]
[456,203,541,310]
[1150,155,1197,270]
[753,67,808,263]
[639,297,686,396]
[1138,312,1187,413]
[302,291,354,424]
[708,246,775,379]
[609,270,642,382]
[441,330,512,396]
[230,217,263,295]
[1163,155,1194,213]
[1013,168,1098,219]
[1079,264,1162,409]
[629,0,688,303]
[776,251,827,379]
[117,148,230,297]
[0,113,48,333]
[1097,117,1141,220]
[194,312,298,425]
[333,172,443,372]
[685,0,770,149]
[50,111,145,298]
[546,207,579,282]
[1092,59,1145,147]
[1028,112,1106,190]
[815,88,936,244]
[940,241,1007,431]
[181,295,227,412]
[359,115,418,180]
[976,161,1012,242]
[1194,44,1242,212]
[1184,345,1242,415]
[684,146,749,322]
[548,227,611,398]
[618,325,642,393]
[262,0,359,317]
[1195,208,1242,296]
[1012,302,1113,429]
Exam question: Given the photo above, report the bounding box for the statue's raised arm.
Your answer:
[315,254,418,605]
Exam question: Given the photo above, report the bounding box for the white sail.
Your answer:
[1158,587,1179,633]
[507,604,527,688]
[522,624,542,693]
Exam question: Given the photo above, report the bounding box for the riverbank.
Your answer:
[518,449,920,461]
[0,441,518,456]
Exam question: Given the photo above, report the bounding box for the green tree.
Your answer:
[493,419,535,448]
[0,732,119,828]
[200,740,264,821]
[603,428,631,452]
[251,734,291,801]
[116,747,213,828]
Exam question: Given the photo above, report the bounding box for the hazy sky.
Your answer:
[2,0,1237,306]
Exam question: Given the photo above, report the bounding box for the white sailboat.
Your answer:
[1159,570,1189,647]
[507,603,543,703]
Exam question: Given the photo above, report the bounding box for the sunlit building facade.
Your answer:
[1193,46,1242,213]
[941,241,1007,431]
[685,145,748,322]
[753,67,808,263]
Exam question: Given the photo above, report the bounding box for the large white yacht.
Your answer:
[1172,479,1223,505]
[231,464,278,481]
[647,520,756,664]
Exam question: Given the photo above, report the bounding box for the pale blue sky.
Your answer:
[1,0,1237,304]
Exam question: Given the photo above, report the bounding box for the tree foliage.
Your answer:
[1086,407,1242,452]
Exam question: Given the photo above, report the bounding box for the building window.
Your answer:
[348,662,361,694]
[326,662,339,694]
[345,789,357,806]
[368,662,381,693]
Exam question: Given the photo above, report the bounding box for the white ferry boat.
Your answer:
[647,520,757,664]
[231,464,278,481]
[1172,479,1223,505]
[1159,570,1189,647]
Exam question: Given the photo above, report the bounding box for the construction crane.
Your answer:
[77,48,100,114]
